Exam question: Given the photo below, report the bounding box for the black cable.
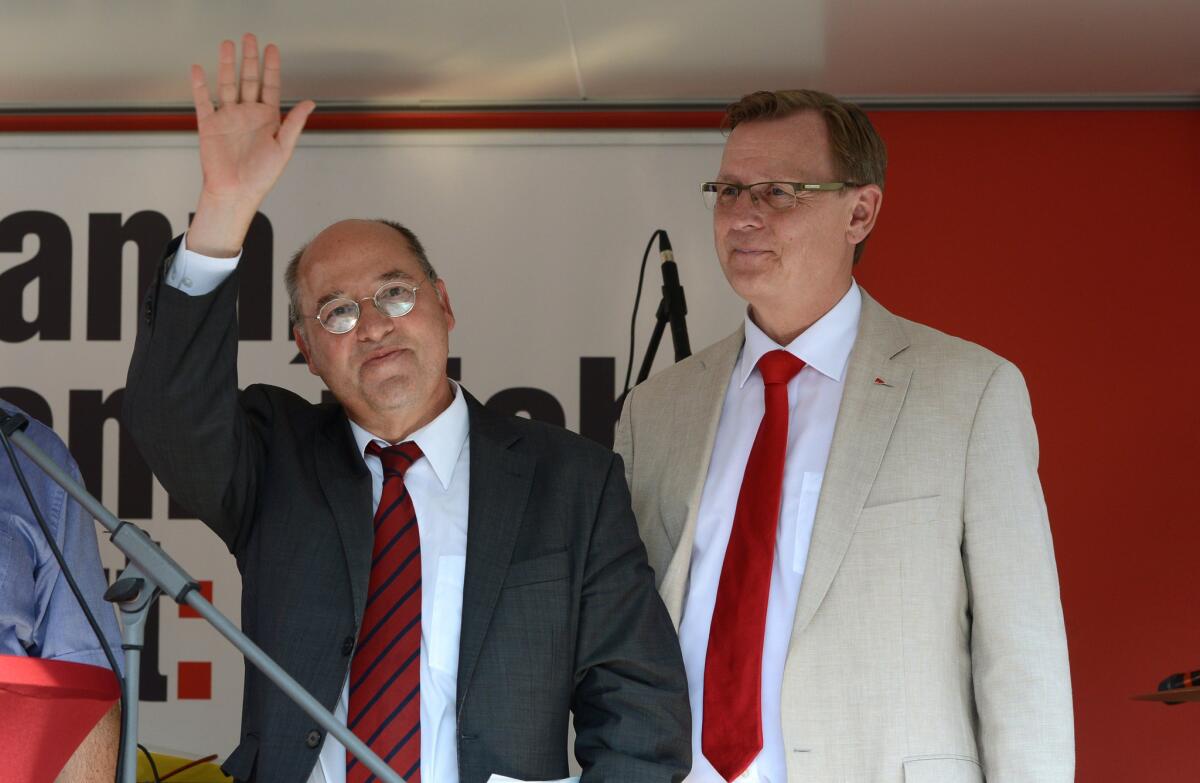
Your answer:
[0,422,128,783]
[138,743,163,783]
[623,229,663,398]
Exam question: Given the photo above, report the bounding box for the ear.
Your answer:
[435,279,456,333]
[846,184,883,245]
[293,323,320,376]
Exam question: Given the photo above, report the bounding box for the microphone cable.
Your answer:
[623,228,667,398]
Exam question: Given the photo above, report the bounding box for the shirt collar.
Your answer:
[349,380,469,490]
[737,280,862,388]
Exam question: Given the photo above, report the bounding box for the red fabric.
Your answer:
[347,441,425,783]
[702,350,806,781]
[0,655,119,783]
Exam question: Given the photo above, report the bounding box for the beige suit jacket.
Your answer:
[615,289,1074,782]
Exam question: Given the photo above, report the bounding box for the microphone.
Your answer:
[629,228,694,390]
[657,231,691,362]
[658,230,674,263]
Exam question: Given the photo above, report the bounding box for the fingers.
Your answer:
[216,39,237,108]
[190,64,214,121]
[239,33,261,104]
[278,100,316,155]
[261,43,281,110]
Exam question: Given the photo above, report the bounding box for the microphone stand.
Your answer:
[0,412,405,783]
[635,232,692,385]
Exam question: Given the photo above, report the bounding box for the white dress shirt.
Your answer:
[678,282,861,783]
[166,234,472,783]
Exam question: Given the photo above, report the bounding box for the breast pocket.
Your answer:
[430,555,466,674]
[902,755,982,782]
[503,550,570,588]
[855,495,943,534]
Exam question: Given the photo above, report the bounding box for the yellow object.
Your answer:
[135,750,232,782]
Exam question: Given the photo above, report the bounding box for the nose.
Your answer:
[725,187,765,229]
[355,299,395,342]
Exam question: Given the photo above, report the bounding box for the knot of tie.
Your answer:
[757,349,806,386]
[366,440,424,479]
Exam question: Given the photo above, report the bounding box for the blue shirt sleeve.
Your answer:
[0,402,124,675]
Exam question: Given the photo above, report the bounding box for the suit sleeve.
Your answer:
[571,453,691,783]
[962,360,1074,781]
[123,238,267,552]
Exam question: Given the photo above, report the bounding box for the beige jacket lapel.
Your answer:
[790,289,912,642]
[655,328,743,626]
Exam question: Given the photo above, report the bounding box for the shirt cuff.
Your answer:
[164,231,242,296]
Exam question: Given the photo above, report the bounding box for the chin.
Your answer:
[368,382,420,411]
[724,269,774,305]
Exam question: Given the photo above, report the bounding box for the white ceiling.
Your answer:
[2,0,1197,111]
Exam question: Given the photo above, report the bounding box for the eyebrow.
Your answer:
[313,270,419,311]
[314,289,348,311]
[378,269,417,284]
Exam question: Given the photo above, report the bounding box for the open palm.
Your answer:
[192,35,314,206]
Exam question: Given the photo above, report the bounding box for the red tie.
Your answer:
[703,349,806,781]
[347,441,424,783]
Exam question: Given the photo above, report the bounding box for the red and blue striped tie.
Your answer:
[347,440,424,783]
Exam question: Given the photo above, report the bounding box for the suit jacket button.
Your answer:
[342,636,355,656]
[305,730,322,748]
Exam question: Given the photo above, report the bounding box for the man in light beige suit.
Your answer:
[615,90,1074,782]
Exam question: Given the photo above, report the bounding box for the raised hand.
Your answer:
[188,34,315,257]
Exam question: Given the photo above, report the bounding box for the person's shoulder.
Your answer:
[0,400,74,467]
[628,327,743,401]
[865,296,1027,401]
[469,395,615,471]
[238,383,346,436]
[866,294,1012,376]
[240,382,330,414]
[902,316,1006,368]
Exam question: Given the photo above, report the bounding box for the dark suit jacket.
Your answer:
[124,240,690,782]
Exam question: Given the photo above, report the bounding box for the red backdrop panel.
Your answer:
[857,109,1200,782]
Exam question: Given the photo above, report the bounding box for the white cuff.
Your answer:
[164,232,242,296]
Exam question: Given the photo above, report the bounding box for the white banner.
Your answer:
[0,129,744,759]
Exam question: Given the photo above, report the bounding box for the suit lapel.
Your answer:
[790,289,912,642]
[314,408,374,628]
[456,393,535,712]
[657,328,743,626]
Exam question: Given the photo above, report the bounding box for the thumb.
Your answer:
[278,100,316,154]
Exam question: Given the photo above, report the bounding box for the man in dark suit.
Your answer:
[123,34,689,783]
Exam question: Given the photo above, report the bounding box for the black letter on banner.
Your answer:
[68,389,153,519]
[128,556,169,702]
[0,387,53,428]
[241,212,272,340]
[486,388,565,427]
[579,357,619,448]
[0,211,71,342]
[87,212,173,340]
